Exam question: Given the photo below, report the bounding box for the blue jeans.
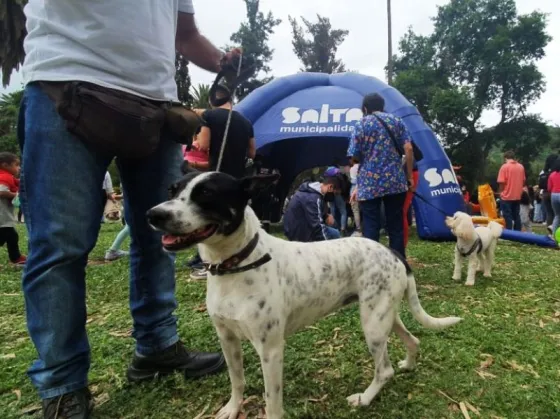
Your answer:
[328,194,347,231]
[360,192,407,258]
[500,200,521,231]
[324,226,341,240]
[18,84,182,399]
[551,193,560,236]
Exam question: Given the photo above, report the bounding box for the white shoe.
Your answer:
[105,249,129,261]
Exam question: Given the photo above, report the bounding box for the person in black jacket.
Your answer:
[283,175,343,242]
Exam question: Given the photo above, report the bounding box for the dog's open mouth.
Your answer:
[161,225,218,251]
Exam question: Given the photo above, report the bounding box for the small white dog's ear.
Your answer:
[453,219,475,241]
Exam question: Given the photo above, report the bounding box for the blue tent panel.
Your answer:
[236,72,466,240]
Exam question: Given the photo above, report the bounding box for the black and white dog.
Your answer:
[147,171,462,419]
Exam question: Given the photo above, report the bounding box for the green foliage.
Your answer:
[0,0,27,87]
[1,224,560,418]
[289,14,348,74]
[225,0,281,100]
[175,52,192,106]
[393,0,552,184]
[0,90,23,154]
[190,83,211,110]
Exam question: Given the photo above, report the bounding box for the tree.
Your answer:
[289,14,348,74]
[0,0,27,87]
[0,89,23,154]
[190,83,211,109]
[175,52,192,105]
[392,0,551,182]
[225,0,281,100]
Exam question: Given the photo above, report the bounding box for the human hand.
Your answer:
[408,178,416,193]
[350,188,358,203]
[326,214,335,226]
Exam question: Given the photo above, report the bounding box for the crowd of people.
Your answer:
[1,2,559,419]
[283,93,419,260]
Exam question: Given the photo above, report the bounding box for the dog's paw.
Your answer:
[398,359,416,371]
[465,280,475,286]
[452,275,461,281]
[483,272,492,278]
[215,402,241,419]
[347,393,368,407]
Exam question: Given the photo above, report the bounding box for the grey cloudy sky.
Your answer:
[3,0,559,126]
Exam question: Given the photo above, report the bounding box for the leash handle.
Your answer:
[216,54,243,173]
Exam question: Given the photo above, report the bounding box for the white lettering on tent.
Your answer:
[423,168,461,198]
[281,105,362,125]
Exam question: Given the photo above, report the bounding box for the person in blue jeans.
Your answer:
[16,2,242,418]
[348,93,415,259]
[324,166,349,235]
[283,176,344,242]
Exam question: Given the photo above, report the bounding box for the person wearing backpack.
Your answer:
[348,93,416,259]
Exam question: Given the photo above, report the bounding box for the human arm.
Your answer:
[0,186,16,200]
[175,9,222,73]
[301,197,329,241]
[497,166,507,194]
[347,121,364,164]
[197,126,211,152]
[397,118,415,189]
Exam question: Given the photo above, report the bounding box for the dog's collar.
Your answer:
[203,232,272,276]
[457,235,482,257]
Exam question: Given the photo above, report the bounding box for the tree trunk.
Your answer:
[386,0,393,85]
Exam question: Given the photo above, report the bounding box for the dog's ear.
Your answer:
[240,174,281,197]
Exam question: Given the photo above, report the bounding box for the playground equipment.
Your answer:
[235,72,465,241]
[476,184,557,248]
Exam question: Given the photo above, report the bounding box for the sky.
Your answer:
[2,0,559,127]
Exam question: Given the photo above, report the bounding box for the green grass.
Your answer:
[1,223,559,418]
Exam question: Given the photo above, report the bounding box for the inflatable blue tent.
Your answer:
[235,72,466,240]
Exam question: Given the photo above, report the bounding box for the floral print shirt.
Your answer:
[347,112,412,201]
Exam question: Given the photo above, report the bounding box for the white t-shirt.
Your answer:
[0,185,16,228]
[22,0,195,102]
[350,164,359,185]
[103,172,113,194]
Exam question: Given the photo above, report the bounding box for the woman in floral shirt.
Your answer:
[347,93,415,258]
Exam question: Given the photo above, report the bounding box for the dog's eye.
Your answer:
[200,187,212,197]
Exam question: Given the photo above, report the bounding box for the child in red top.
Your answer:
[0,152,26,265]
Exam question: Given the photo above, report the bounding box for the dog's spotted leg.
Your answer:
[452,248,463,281]
[347,304,395,407]
[256,340,285,419]
[392,315,420,371]
[215,327,245,419]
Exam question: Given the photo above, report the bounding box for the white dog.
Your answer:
[147,171,463,419]
[445,211,503,286]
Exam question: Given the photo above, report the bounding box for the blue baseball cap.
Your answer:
[323,166,340,177]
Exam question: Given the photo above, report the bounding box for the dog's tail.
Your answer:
[488,221,503,239]
[406,273,462,329]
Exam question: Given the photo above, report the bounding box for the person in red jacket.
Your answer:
[0,152,26,265]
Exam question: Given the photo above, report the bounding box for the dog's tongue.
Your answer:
[162,234,182,246]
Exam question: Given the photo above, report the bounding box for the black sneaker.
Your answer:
[42,388,93,419]
[127,341,225,382]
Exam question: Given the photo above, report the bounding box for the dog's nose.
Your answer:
[146,208,171,226]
